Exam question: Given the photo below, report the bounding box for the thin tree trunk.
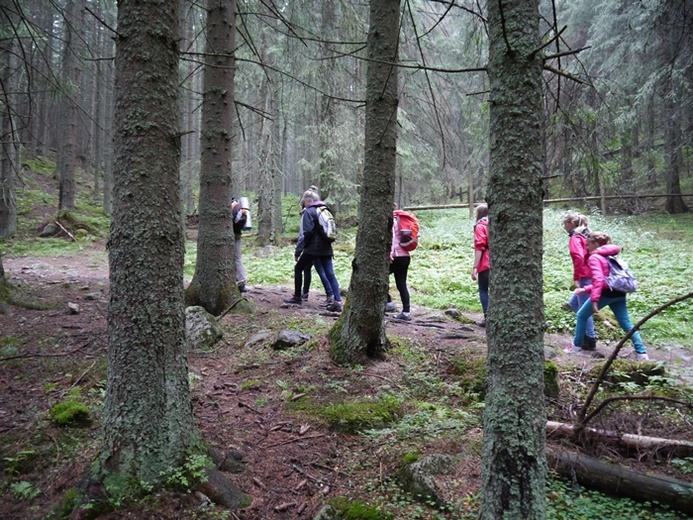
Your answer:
[56,0,85,212]
[0,7,18,238]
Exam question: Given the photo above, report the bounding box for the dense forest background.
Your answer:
[0,0,690,243]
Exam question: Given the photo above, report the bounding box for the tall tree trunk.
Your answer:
[664,84,689,214]
[185,0,239,315]
[482,0,547,518]
[97,0,200,494]
[329,0,400,366]
[0,5,18,238]
[56,0,85,211]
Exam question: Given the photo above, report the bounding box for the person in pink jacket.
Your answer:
[564,231,648,360]
[471,203,489,327]
[563,212,597,350]
[386,206,412,321]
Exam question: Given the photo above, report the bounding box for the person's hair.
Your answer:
[587,231,611,246]
[475,203,488,221]
[301,189,318,207]
[563,212,589,228]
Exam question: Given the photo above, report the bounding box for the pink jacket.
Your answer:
[584,245,621,302]
[568,232,591,281]
[473,217,490,273]
[390,213,411,260]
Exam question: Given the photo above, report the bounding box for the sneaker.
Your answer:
[283,295,302,306]
[326,301,342,312]
[582,336,597,351]
[393,312,411,321]
[301,292,309,301]
[385,302,396,313]
[320,295,335,307]
[635,353,649,361]
[564,344,582,354]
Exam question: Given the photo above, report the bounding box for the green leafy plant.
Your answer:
[10,480,41,501]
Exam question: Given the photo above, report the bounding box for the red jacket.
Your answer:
[584,245,621,302]
[474,217,489,273]
[568,231,591,281]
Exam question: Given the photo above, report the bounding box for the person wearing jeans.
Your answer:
[565,231,648,360]
[563,212,596,349]
[471,203,489,327]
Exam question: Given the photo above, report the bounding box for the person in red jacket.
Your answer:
[471,203,489,327]
[563,212,597,350]
[564,231,648,360]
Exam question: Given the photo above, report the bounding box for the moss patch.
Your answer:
[50,400,92,427]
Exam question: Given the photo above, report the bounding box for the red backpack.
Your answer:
[394,210,420,251]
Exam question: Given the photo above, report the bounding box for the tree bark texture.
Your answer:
[102,0,199,486]
[56,0,85,211]
[481,1,547,519]
[329,0,400,366]
[0,5,18,238]
[185,0,238,315]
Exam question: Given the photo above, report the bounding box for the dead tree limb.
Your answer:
[547,421,693,457]
[576,292,693,430]
[547,448,693,516]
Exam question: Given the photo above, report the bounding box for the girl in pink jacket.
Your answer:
[565,231,648,360]
[563,213,596,350]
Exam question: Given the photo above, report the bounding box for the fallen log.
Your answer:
[547,421,693,458]
[547,448,693,516]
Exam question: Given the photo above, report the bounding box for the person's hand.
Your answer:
[592,301,599,313]
[471,267,478,281]
[574,287,585,295]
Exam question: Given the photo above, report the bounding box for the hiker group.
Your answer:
[279,187,418,321]
[234,191,648,359]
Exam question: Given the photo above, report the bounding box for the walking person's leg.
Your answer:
[606,297,647,356]
[312,256,334,304]
[234,234,247,291]
[477,269,489,321]
[392,257,411,319]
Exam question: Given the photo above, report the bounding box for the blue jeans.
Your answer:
[573,295,646,354]
[569,277,595,339]
[477,269,489,317]
[296,254,331,297]
[313,256,341,302]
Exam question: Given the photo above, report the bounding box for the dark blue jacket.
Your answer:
[302,202,334,257]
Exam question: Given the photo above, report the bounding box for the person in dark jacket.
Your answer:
[284,190,342,312]
[231,198,248,292]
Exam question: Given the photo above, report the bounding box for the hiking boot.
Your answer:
[582,336,597,351]
[635,353,650,361]
[301,292,309,301]
[320,295,335,307]
[326,301,342,312]
[393,312,411,321]
[283,295,302,306]
[238,282,247,293]
[476,318,486,328]
[564,344,582,355]
[385,302,396,313]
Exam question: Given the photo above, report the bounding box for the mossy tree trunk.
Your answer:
[100,0,200,490]
[329,0,400,366]
[0,5,18,239]
[56,0,84,212]
[185,0,240,314]
[481,1,547,519]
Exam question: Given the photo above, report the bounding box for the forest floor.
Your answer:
[1,245,692,519]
